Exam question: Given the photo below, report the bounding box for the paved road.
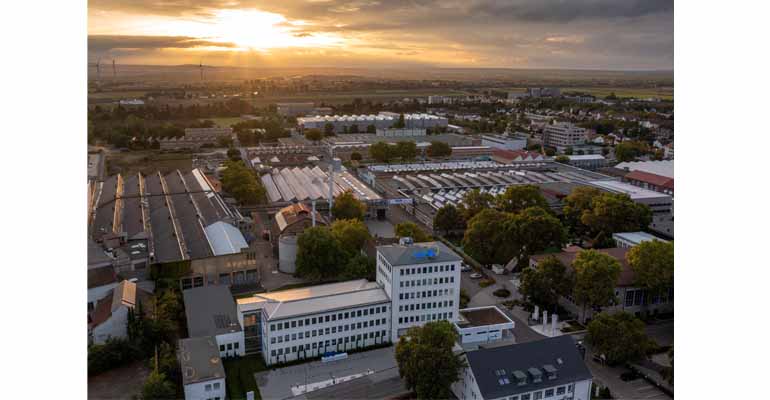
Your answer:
[256,346,398,400]
[297,367,408,400]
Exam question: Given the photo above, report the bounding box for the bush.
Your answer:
[479,278,495,288]
[492,288,511,298]
[459,289,470,308]
[88,338,143,376]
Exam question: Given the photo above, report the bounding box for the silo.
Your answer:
[278,235,299,274]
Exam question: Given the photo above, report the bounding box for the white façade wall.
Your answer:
[573,379,592,400]
[183,377,226,400]
[91,307,129,344]
[215,331,245,358]
[451,360,483,400]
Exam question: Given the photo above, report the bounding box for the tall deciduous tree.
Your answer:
[458,189,495,221]
[330,218,371,257]
[426,141,452,158]
[495,185,550,214]
[395,141,418,161]
[504,207,567,269]
[563,186,602,237]
[395,321,466,399]
[627,240,674,293]
[395,221,431,242]
[141,370,176,400]
[462,209,507,265]
[332,190,367,221]
[572,249,622,322]
[369,141,393,163]
[433,204,465,235]
[296,227,345,280]
[519,256,575,311]
[586,312,650,365]
[304,128,323,142]
[581,193,652,240]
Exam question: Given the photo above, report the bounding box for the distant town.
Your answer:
[88,71,674,400]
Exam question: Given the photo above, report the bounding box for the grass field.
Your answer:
[206,117,246,127]
[224,356,266,400]
[570,87,673,100]
[88,90,149,100]
[105,150,192,176]
[245,89,472,106]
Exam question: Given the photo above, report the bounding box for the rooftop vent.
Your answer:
[527,367,543,383]
[543,364,558,380]
[512,370,527,386]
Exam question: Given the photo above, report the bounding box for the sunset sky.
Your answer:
[88,0,674,70]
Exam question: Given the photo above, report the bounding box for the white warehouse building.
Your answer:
[298,112,448,134]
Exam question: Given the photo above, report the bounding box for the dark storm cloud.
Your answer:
[89,35,238,54]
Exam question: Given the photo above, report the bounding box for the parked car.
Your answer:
[461,264,472,272]
[469,273,482,279]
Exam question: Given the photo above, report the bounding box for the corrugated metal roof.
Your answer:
[205,222,248,256]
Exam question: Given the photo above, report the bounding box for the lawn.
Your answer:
[223,356,267,400]
[570,86,674,100]
[105,150,193,175]
[205,117,246,127]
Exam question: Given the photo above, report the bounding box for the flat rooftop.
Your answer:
[456,306,513,328]
[615,160,673,179]
[588,180,671,200]
[261,166,381,203]
[613,231,669,244]
[377,241,462,266]
[178,336,226,385]
[183,285,242,338]
[238,279,390,321]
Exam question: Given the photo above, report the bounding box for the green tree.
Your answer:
[627,240,674,293]
[586,312,650,365]
[505,207,567,269]
[340,253,376,281]
[564,146,574,155]
[555,155,570,164]
[369,141,393,163]
[462,209,507,265]
[324,123,335,136]
[495,185,549,214]
[226,147,241,161]
[433,204,465,235]
[395,141,417,161]
[395,321,465,399]
[519,256,575,311]
[458,189,494,221]
[426,141,452,158]
[544,147,556,156]
[614,141,649,162]
[304,128,323,142]
[296,226,345,280]
[395,221,431,242]
[393,113,406,128]
[220,160,266,205]
[572,250,622,322]
[581,193,652,240]
[366,124,377,133]
[350,152,363,161]
[350,124,359,134]
[141,370,176,400]
[332,190,367,221]
[217,136,233,148]
[330,218,371,256]
[563,186,602,238]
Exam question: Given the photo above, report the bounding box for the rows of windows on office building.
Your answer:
[203,381,221,398]
[268,305,388,332]
[462,369,574,400]
[624,287,674,307]
[270,330,388,357]
[398,264,456,275]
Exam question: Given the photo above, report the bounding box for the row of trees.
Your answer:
[369,141,418,163]
[519,240,674,322]
[562,187,652,246]
[220,160,266,205]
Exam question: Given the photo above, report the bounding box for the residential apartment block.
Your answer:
[543,122,588,150]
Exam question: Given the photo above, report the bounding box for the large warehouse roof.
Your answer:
[261,166,381,203]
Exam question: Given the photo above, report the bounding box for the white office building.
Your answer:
[452,335,592,400]
[298,113,448,134]
[543,122,588,149]
[590,180,674,237]
[237,279,392,366]
[376,239,463,339]
[613,231,669,249]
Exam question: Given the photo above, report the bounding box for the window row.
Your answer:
[399,276,455,288]
[398,312,452,324]
[506,383,573,400]
[270,331,388,356]
[398,288,453,300]
[270,305,388,331]
[218,342,239,352]
[624,287,674,307]
[270,318,388,344]
[203,382,221,391]
[399,300,453,312]
[399,264,456,276]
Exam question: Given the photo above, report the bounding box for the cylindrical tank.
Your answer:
[278,235,299,274]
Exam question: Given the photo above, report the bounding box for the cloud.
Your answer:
[88,0,674,69]
[89,35,238,55]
